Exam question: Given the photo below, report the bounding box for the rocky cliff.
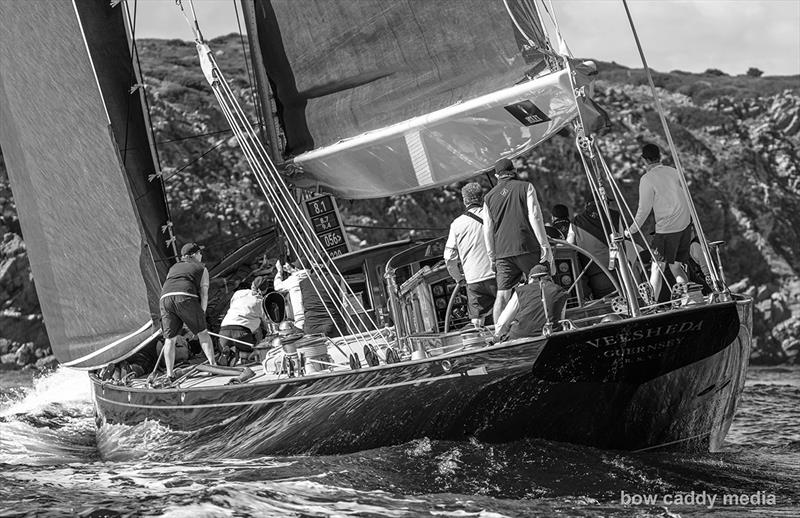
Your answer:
[0,35,798,370]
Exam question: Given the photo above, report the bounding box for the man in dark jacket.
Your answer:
[299,265,347,337]
[159,242,215,378]
[494,264,568,341]
[483,158,553,324]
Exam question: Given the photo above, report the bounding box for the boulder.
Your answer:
[34,355,59,372]
[14,341,35,366]
[1,351,16,366]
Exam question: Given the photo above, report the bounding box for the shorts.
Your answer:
[496,252,540,290]
[466,278,498,319]
[218,325,256,352]
[160,295,207,339]
[651,227,692,264]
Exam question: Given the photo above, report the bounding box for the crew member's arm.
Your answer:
[482,203,495,268]
[494,291,520,340]
[444,224,464,283]
[200,268,209,312]
[526,184,553,273]
[627,176,654,235]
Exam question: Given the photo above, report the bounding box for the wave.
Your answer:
[0,367,97,464]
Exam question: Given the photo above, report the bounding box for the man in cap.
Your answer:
[217,276,272,365]
[483,158,554,324]
[624,143,692,300]
[444,182,496,327]
[494,264,568,341]
[159,242,215,379]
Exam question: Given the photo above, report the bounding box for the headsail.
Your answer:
[242,0,585,198]
[0,0,171,369]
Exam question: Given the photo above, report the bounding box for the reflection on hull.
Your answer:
[92,300,751,455]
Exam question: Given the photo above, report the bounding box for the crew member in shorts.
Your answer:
[625,143,692,301]
[159,242,216,378]
[483,158,553,324]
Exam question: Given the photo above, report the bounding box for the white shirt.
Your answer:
[444,206,494,284]
[221,289,268,332]
[274,269,308,327]
[629,164,692,234]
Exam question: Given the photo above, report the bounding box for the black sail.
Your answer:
[0,0,171,369]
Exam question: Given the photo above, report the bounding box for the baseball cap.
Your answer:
[180,242,203,256]
[494,158,515,175]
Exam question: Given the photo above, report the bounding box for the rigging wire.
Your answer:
[211,67,386,352]
[193,40,391,354]
[620,0,722,289]
[232,0,264,134]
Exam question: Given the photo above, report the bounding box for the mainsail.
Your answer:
[242,0,587,198]
[0,0,171,369]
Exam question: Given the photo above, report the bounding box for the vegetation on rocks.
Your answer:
[0,34,798,370]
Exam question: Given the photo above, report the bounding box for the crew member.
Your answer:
[274,259,308,329]
[217,276,271,365]
[494,264,568,341]
[300,264,346,337]
[483,158,553,324]
[624,143,692,301]
[444,182,496,327]
[159,242,215,379]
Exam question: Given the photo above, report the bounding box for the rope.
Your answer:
[207,65,374,347]
[191,41,392,352]
[344,224,448,231]
[620,0,721,289]
[176,0,204,43]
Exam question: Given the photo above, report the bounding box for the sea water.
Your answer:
[0,366,797,517]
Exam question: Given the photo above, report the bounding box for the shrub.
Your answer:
[704,68,728,77]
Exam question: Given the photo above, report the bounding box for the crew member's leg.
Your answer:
[468,278,497,327]
[493,253,537,323]
[493,259,519,324]
[669,226,692,287]
[179,295,217,366]
[196,330,216,366]
[160,296,183,378]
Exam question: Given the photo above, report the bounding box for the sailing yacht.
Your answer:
[0,0,751,455]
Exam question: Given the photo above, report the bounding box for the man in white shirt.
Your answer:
[625,143,692,301]
[444,183,497,327]
[274,259,308,329]
[218,276,271,365]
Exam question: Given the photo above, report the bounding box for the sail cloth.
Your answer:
[0,1,169,369]
[243,0,586,199]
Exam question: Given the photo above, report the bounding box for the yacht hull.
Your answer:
[92,299,751,455]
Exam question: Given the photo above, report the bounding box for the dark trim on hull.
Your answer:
[93,300,752,455]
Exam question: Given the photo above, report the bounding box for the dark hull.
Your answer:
[92,299,752,455]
